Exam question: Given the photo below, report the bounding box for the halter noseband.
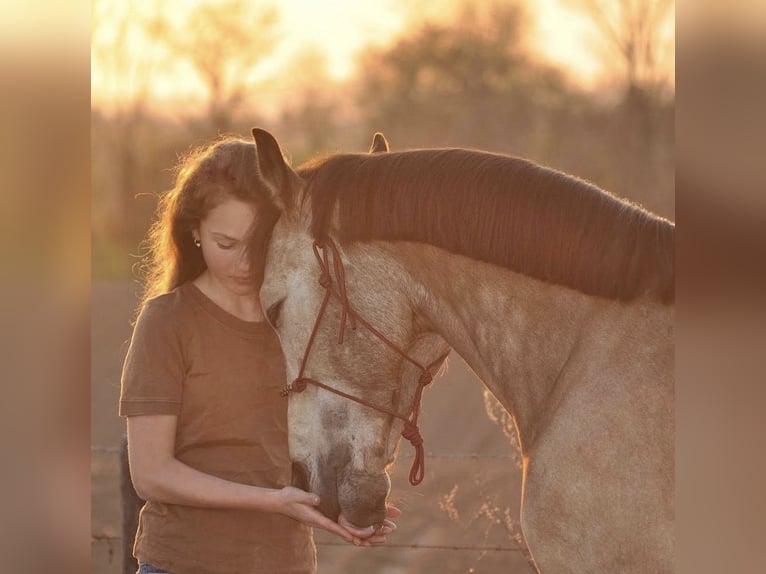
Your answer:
[280,238,448,486]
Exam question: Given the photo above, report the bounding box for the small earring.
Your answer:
[193,239,201,248]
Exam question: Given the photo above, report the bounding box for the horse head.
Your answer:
[253,128,449,528]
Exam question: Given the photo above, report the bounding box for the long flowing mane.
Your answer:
[297,149,674,303]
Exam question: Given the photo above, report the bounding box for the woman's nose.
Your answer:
[235,248,251,273]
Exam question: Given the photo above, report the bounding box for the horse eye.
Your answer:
[266,299,285,327]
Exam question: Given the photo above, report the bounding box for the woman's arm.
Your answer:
[127,414,372,544]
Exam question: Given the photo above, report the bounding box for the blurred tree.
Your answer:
[91,1,159,268]
[566,0,674,99]
[145,0,279,134]
[564,0,675,217]
[92,1,283,278]
[354,0,674,218]
[356,1,571,156]
[276,50,341,162]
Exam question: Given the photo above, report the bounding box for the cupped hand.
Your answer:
[338,504,401,547]
[273,486,357,544]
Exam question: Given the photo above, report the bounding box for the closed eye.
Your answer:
[266,299,285,328]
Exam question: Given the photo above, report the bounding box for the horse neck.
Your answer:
[385,242,607,453]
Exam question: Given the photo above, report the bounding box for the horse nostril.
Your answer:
[291,461,310,492]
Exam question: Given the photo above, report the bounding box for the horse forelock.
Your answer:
[297,149,675,304]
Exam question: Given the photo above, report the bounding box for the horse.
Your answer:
[253,128,674,573]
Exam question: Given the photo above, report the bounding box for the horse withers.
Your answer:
[253,128,674,573]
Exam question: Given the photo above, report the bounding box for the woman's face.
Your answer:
[194,197,257,296]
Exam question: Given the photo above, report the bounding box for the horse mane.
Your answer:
[297,149,675,304]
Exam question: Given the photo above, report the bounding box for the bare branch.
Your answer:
[141,0,280,129]
[565,0,673,93]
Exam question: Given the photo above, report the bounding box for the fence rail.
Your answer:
[91,445,517,461]
[91,534,524,553]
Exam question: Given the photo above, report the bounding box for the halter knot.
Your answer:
[401,422,423,447]
[418,371,433,387]
[403,421,426,485]
[291,378,308,393]
[318,272,331,289]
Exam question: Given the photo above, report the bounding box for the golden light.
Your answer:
[91,0,674,113]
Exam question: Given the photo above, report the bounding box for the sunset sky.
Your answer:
[91,0,674,114]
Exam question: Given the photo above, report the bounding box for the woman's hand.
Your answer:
[339,505,401,546]
[274,488,402,547]
[272,486,360,544]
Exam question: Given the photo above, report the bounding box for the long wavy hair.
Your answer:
[138,137,280,311]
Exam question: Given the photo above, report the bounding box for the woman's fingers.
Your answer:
[279,487,375,545]
[298,501,401,546]
[344,523,378,539]
[362,531,388,545]
[337,511,399,540]
[309,510,356,543]
[379,518,397,533]
[284,486,321,506]
[385,505,402,519]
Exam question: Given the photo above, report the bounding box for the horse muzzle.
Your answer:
[292,458,390,527]
[337,469,390,528]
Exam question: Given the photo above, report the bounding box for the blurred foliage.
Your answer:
[563,0,675,96]
[144,0,279,134]
[92,0,674,280]
[356,2,563,152]
[354,1,674,217]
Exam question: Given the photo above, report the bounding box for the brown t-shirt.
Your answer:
[119,282,316,574]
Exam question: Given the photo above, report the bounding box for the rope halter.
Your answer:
[280,238,448,485]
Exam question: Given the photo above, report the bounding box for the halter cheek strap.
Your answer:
[281,238,449,486]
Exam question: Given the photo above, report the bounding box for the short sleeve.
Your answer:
[119,297,185,416]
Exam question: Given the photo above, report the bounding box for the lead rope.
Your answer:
[281,238,448,485]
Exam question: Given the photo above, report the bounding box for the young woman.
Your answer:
[119,137,397,574]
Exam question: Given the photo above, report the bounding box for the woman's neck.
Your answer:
[193,272,265,322]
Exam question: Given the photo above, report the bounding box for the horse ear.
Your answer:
[251,127,299,210]
[369,132,389,153]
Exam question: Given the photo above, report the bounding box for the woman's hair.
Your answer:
[138,136,280,310]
